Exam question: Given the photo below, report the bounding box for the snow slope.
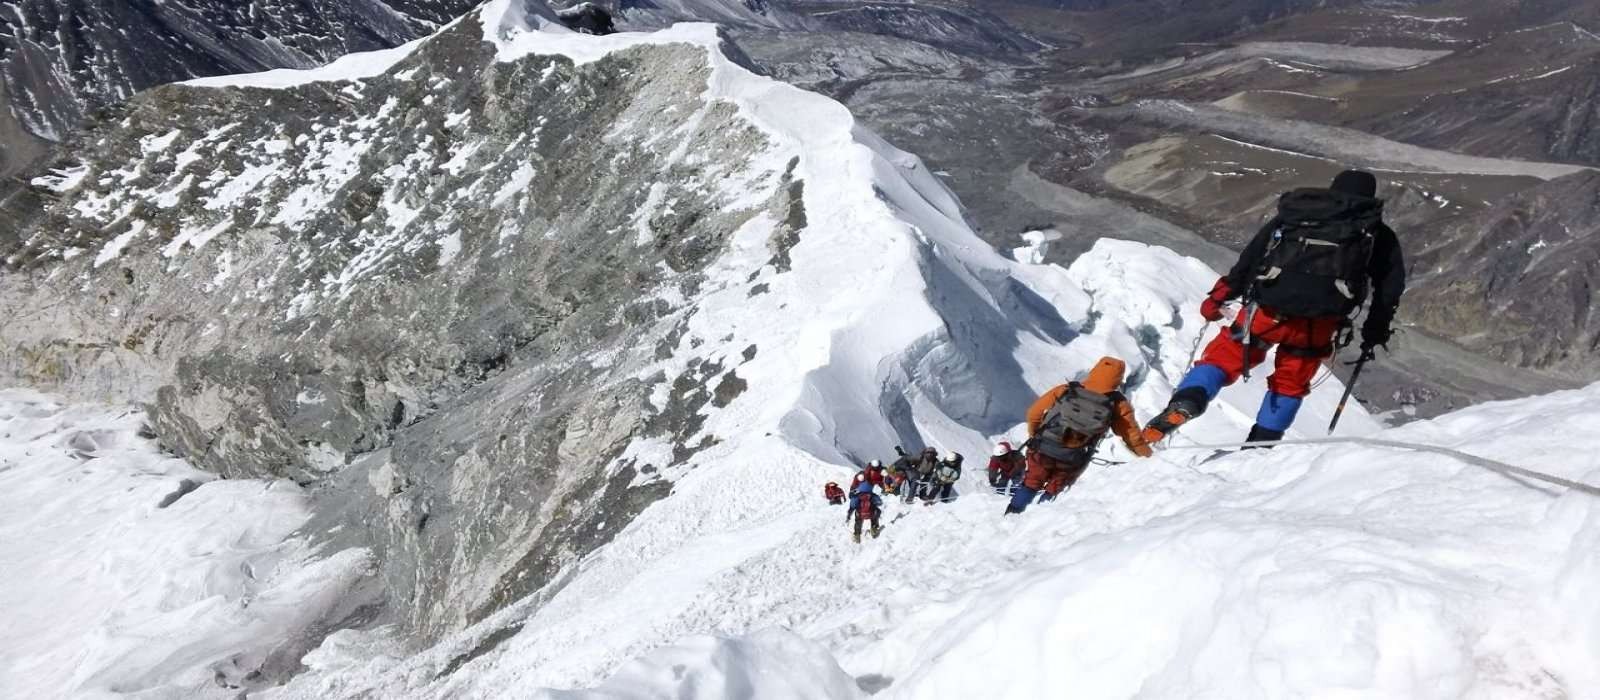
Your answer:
[237,16,1585,695]
[0,3,1390,697]
[0,389,379,698]
[278,381,1600,699]
[209,10,1391,693]
[19,3,1588,699]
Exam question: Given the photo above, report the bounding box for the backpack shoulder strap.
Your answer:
[1057,381,1084,402]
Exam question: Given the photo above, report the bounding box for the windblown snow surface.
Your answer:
[3,5,1599,700]
[0,390,379,696]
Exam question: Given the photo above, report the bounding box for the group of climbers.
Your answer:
[820,170,1405,532]
[885,447,963,505]
[821,447,967,542]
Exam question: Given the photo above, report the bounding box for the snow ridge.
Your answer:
[257,8,1394,699]
[8,4,1596,700]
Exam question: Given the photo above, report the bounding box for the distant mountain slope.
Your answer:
[0,0,478,174]
[1408,171,1600,378]
[569,0,803,29]
[1341,24,1600,165]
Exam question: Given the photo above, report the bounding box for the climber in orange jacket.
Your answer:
[1006,356,1153,514]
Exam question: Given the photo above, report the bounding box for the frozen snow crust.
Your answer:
[5,3,1596,700]
[0,389,378,698]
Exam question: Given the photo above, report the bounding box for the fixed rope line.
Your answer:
[1158,436,1600,498]
[1182,320,1213,376]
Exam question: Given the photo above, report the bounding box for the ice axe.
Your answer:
[1327,348,1375,435]
[1239,302,1259,380]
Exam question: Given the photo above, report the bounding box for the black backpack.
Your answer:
[1253,188,1383,318]
[1035,383,1115,463]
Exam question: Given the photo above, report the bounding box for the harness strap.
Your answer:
[1278,343,1331,358]
[1233,316,1343,357]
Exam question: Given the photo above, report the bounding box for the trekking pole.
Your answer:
[1328,349,1375,435]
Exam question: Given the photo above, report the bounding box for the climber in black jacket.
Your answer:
[1143,169,1406,446]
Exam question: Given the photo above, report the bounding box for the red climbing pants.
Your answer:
[1197,307,1343,398]
[1020,451,1089,497]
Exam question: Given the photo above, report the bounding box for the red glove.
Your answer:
[1199,278,1232,322]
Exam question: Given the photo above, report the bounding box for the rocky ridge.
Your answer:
[2,0,807,643]
[0,0,481,174]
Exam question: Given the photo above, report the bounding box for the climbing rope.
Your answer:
[1159,436,1600,498]
[1308,357,1337,391]
[1182,319,1213,376]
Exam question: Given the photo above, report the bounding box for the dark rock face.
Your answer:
[0,0,480,173]
[555,2,618,34]
[1349,55,1600,167]
[1,9,804,639]
[0,81,49,173]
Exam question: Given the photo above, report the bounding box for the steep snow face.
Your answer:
[865,389,1600,699]
[0,389,379,697]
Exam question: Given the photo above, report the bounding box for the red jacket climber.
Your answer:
[849,460,886,492]
[987,441,1025,493]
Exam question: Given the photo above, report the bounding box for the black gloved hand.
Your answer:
[1360,324,1392,353]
